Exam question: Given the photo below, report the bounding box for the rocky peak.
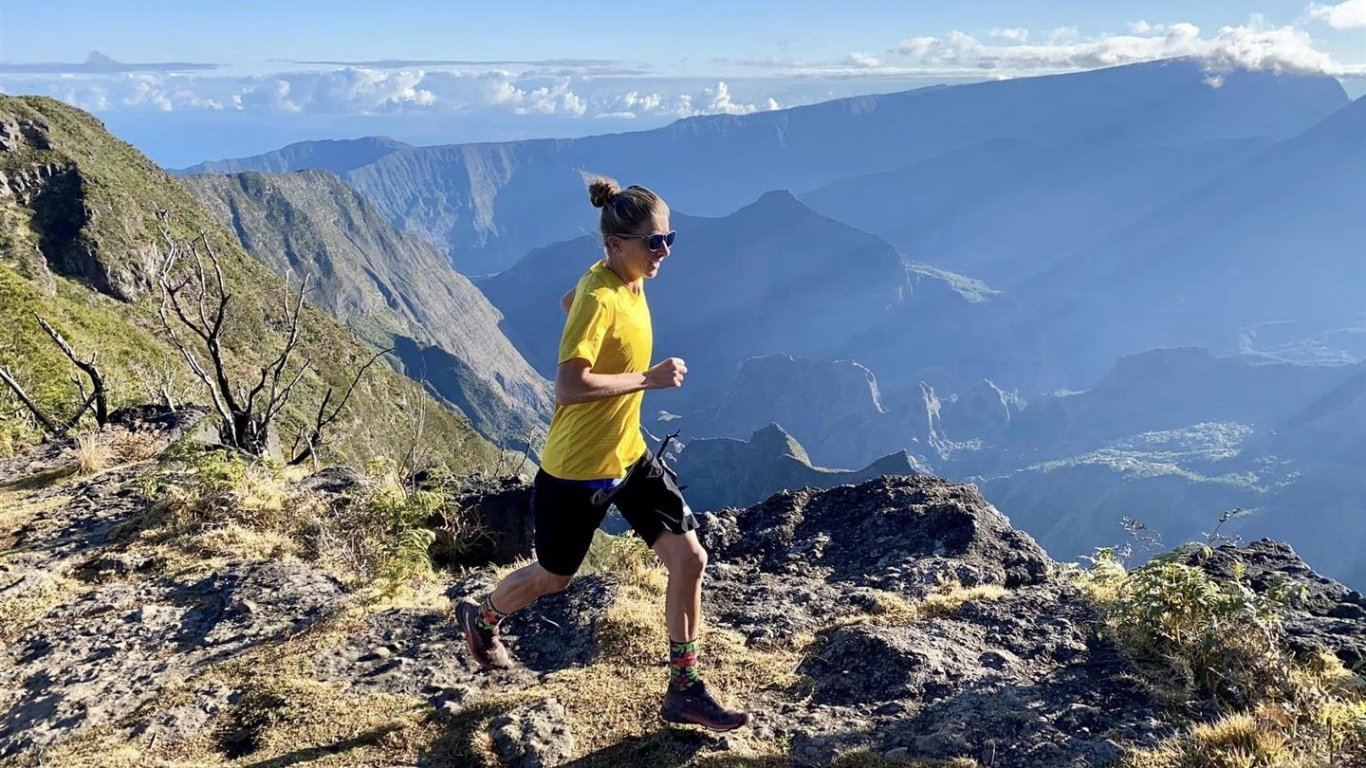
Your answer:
[939,379,1024,440]
[703,474,1052,595]
[747,422,811,464]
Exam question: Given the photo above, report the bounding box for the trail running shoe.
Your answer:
[660,682,752,731]
[457,600,511,670]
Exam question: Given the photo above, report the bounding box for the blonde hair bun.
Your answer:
[588,176,621,208]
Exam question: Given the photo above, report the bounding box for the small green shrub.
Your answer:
[1102,544,1292,707]
[1074,541,1366,766]
[143,447,288,534]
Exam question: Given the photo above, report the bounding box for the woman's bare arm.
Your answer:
[555,357,686,406]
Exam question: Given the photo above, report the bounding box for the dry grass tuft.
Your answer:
[0,575,79,644]
[108,428,167,463]
[218,675,423,762]
[828,580,1010,633]
[74,432,112,475]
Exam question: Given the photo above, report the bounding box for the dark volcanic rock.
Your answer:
[441,474,535,567]
[106,403,208,437]
[499,577,619,672]
[0,561,346,756]
[1189,538,1366,668]
[787,583,1165,767]
[698,476,1171,767]
[703,475,1052,597]
[294,465,365,496]
[313,576,618,706]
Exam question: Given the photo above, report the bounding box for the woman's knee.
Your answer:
[534,566,574,594]
[670,542,707,579]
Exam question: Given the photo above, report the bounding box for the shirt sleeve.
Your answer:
[558,287,613,367]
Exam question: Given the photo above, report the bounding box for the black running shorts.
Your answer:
[533,449,699,576]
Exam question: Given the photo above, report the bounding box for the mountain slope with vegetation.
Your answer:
[0,95,498,469]
[180,169,552,450]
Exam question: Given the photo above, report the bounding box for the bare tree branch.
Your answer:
[158,226,237,445]
[35,313,109,427]
[0,365,63,435]
[289,347,390,466]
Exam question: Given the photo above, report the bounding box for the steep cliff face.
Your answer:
[181,169,553,449]
[0,110,150,302]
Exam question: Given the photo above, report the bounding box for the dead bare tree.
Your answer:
[131,360,182,412]
[0,364,64,436]
[399,374,432,481]
[0,315,111,439]
[156,224,309,456]
[34,314,109,428]
[155,217,389,462]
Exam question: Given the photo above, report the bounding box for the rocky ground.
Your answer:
[1,414,1362,767]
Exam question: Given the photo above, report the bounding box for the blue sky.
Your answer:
[3,1,1363,165]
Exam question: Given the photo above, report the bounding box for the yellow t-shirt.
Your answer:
[539,260,652,480]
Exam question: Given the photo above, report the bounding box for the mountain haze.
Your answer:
[801,137,1271,288]
[478,190,952,406]
[183,61,1349,274]
[1006,95,1366,387]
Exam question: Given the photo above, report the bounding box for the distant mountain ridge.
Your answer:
[179,137,410,176]
[673,422,925,513]
[836,95,1366,395]
[178,60,1349,274]
[180,169,553,448]
[800,136,1272,288]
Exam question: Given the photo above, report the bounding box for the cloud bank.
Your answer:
[10,66,781,121]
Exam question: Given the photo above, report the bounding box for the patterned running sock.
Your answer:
[669,639,702,691]
[477,595,508,632]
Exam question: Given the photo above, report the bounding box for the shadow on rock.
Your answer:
[234,723,405,768]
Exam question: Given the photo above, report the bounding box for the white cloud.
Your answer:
[1308,0,1366,28]
[1168,22,1201,40]
[122,75,174,112]
[990,28,1030,43]
[893,18,1353,76]
[603,90,666,117]
[1128,20,1153,34]
[490,78,588,116]
[845,52,882,68]
[1049,26,1081,43]
[597,82,778,119]
[699,81,779,115]
[19,66,771,121]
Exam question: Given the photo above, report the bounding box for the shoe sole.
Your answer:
[659,711,751,732]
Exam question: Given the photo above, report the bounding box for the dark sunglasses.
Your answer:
[616,230,676,252]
